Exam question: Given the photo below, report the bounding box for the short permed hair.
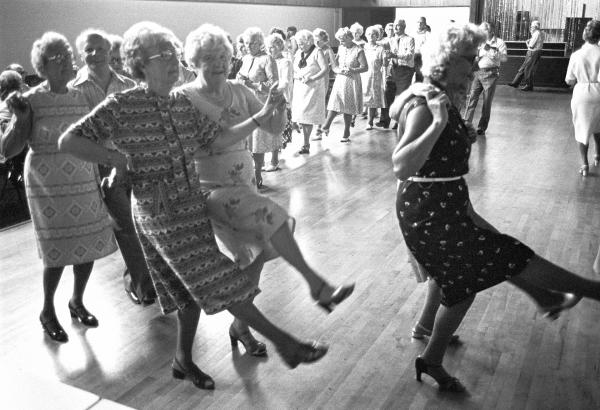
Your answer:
[241,27,264,46]
[30,31,73,77]
[365,25,379,39]
[265,33,285,52]
[122,21,181,81]
[583,19,600,44]
[184,23,233,70]
[313,28,329,43]
[350,22,364,35]
[335,27,353,42]
[421,23,486,81]
[0,70,23,101]
[294,29,314,46]
[75,28,111,59]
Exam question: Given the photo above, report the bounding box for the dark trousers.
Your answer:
[463,69,499,131]
[381,65,414,122]
[511,50,542,88]
[100,166,154,298]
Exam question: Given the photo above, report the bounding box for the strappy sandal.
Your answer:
[229,324,267,357]
[415,357,466,393]
[172,358,215,390]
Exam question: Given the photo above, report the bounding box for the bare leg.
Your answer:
[322,110,337,132]
[302,124,312,147]
[269,223,341,300]
[252,153,265,186]
[367,108,377,127]
[578,142,589,167]
[517,255,600,300]
[41,266,65,320]
[270,151,279,167]
[421,295,475,366]
[416,278,442,331]
[508,275,563,307]
[342,114,352,140]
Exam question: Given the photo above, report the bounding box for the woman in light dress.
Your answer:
[290,29,329,155]
[321,27,368,143]
[565,19,600,177]
[313,28,336,140]
[1,32,117,343]
[362,25,386,130]
[237,27,278,188]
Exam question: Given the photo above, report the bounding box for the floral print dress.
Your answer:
[179,81,293,269]
[396,97,534,306]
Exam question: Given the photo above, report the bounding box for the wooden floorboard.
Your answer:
[1,86,600,409]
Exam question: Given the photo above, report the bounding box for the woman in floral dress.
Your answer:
[362,25,386,129]
[321,27,367,143]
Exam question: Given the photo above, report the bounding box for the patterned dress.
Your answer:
[19,82,117,267]
[291,47,326,125]
[327,45,364,115]
[396,97,534,306]
[362,43,386,109]
[67,86,259,315]
[179,81,293,269]
[237,52,280,154]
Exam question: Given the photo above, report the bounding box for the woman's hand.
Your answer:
[254,82,286,124]
[5,91,31,122]
[389,83,440,121]
[425,90,449,129]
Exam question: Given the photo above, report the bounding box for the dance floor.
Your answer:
[1,85,599,409]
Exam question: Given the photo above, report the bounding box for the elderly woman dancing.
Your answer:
[290,29,329,154]
[59,21,335,390]
[236,27,278,188]
[0,32,117,343]
[178,23,355,353]
[392,23,600,393]
[321,27,367,143]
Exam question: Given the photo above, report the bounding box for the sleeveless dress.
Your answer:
[179,81,293,269]
[396,97,534,306]
[327,45,363,115]
[22,82,117,267]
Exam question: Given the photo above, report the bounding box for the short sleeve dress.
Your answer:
[67,86,259,315]
[21,82,117,267]
[396,97,534,306]
[327,45,364,115]
[237,53,280,153]
[362,43,386,109]
[178,81,294,269]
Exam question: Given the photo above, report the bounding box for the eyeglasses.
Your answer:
[47,53,70,64]
[147,50,177,62]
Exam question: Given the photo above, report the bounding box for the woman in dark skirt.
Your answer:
[392,23,600,393]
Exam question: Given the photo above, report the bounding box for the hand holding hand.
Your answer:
[255,82,286,124]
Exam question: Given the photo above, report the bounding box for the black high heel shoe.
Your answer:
[277,340,329,369]
[68,302,98,327]
[415,357,465,392]
[40,314,68,343]
[172,358,215,390]
[229,324,267,357]
[539,293,582,320]
[313,282,355,313]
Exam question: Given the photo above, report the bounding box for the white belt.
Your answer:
[407,176,462,182]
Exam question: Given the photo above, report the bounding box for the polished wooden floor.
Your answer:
[2,86,600,410]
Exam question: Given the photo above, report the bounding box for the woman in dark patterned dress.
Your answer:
[59,21,330,390]
[392,23,600,393]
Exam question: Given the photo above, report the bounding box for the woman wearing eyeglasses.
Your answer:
[59,21,332,390]
[0,32,118,343]
[392,23,600,393]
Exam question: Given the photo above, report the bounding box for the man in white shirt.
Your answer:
[413,17,430,83]
[70,29,155,306]
[463,22,507,135]
[508,20,545,91]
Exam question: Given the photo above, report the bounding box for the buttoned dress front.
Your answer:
[67,87,259,315]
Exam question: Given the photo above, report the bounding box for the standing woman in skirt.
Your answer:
[1,32,118,343]
[321,27,368,143]
[291,29,329,155]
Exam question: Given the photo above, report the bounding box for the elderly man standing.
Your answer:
[463,22,507,136]
[70,28,155,305]
[379,19,414,129]
[508,20,544,91]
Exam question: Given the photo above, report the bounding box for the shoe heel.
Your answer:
[229,334,238,347]
[415,357,424,382]
[172,368,185,380]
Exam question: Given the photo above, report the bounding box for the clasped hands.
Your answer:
[389,82,450,128]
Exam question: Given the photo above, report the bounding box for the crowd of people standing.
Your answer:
[1,13,600,397]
